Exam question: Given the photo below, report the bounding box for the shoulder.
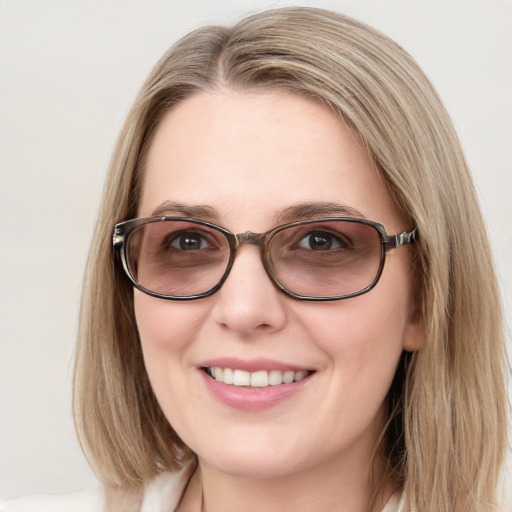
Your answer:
[0,486,103,512]
[140,466,194,511]
[0,465,193,512]
[382,493,404,512]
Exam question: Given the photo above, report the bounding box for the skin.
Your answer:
[135,89,423,512]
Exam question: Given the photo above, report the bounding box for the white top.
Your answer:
[0,469,405,512]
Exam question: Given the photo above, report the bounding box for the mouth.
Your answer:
[199,359,315,409]
[203,367,314,387]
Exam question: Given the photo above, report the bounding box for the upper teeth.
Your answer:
[208,368,309,387]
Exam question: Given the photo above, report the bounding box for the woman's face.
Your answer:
[135,90,423,480]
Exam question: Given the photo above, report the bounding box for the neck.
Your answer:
[188,452,394,512]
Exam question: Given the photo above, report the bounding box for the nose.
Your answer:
[211,245,287,336]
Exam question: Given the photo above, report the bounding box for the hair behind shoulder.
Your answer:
[73,7,508,511]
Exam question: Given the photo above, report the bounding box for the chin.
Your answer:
[193,440,305,479]
[204,456,299,480]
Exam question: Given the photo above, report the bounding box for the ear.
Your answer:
[402,315,425,352]
[403,265,425,352]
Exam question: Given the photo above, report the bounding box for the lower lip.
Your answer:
[200,370,312,411]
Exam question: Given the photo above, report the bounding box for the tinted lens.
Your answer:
[268,220,383,298]
[126,220,230,297]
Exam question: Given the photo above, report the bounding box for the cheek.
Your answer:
[134,292,220,442]
[307,284,409,357]
[133,292,204,401]
[134,289,209,348]
[300,265,412,401]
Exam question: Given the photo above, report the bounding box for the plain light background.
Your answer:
[0,0,511,500]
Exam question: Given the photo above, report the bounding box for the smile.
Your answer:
[205,367,312,387]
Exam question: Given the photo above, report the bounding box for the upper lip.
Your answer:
[199,357,312,373]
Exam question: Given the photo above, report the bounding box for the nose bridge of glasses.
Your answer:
[236,231,266,247]
[232,231,270,269]
[226,231,272,286]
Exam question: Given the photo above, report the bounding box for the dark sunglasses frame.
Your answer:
[112,216,417,301]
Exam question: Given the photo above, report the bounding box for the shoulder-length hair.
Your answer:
[73,7,508,511]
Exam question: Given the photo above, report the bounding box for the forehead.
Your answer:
[139,90,402,231]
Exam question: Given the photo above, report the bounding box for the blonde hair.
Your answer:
[73,7,508,511]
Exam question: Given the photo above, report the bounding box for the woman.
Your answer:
[2,6,508,512]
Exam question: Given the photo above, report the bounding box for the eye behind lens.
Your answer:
[266,220,383,299]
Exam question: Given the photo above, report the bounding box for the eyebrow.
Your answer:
[273,202,367,223]
[150,200,366,224]
[151,201,217,218]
